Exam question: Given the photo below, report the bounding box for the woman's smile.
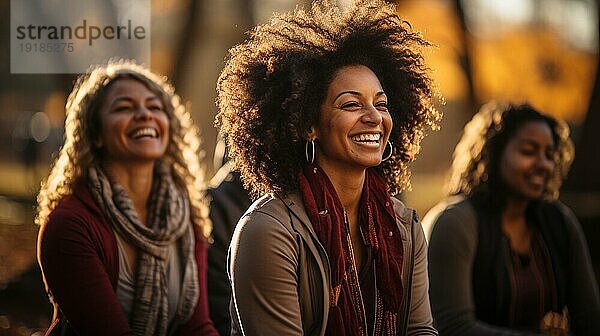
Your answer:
[98,78,170,164]
[350,132,383,148]
[312,64,392,173]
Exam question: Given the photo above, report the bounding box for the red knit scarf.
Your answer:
[298,164,403,335]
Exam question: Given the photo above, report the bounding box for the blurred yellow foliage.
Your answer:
[471,28,597,123]
[397,1,597,123]
[398,1,469,101]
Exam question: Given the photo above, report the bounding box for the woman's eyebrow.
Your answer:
[518,138,555,150]
[109,95,161,106]
[109,96,134,106]
[334,90,386,101]
[334,90,360,101]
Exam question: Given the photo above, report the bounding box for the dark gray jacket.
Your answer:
[229,193,437,336]
[424,197,600,335]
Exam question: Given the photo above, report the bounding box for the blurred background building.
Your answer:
[0,0,598,333]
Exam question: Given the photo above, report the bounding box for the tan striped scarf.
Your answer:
[88,163,199,335]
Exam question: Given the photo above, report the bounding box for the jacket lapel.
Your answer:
[281,193,331,335]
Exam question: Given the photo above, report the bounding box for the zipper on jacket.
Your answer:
[314,237,333,289]
[361,224,378,336]
[344,209,369,336]
[372,263,378,336]
[398,210,415,334]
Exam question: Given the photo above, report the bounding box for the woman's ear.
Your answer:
[307,126,317,140]
[93,137,103,148]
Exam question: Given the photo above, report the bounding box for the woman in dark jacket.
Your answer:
[36,60,218,336]
[425,102,600,335]
[216,1,441,335]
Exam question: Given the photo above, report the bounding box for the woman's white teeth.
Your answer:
[352,133,380,142]
[529,174,545,184]
[132,128,158,139]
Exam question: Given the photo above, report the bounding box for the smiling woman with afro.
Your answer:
[216,0,442,334]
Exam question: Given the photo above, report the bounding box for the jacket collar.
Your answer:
[279,192,414,244]
[280,193,321,241]
[392,195,414,226]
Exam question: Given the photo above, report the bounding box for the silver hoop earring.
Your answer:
[305,139,316,164]
[382,140,393,161]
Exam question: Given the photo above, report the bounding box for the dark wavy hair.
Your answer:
[447,101,574,203]
[216,0,441,197]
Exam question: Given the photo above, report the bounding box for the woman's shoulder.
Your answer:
[390,196,415,225]
[538,199,575,219]
[536,200,582,234]
[422,196,478,242]
[43,183,110,240]
[39,184,117,268]
[240,193,289,221]
[229,193,301,260]
[233,193,296,238]
[49,185,99,220]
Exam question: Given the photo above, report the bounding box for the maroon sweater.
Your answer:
[38,183,218,336]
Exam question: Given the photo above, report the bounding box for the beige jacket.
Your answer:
[228,193,437,336]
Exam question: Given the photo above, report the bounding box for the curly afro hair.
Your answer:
[446,101,574,204]
[216,0,441,197]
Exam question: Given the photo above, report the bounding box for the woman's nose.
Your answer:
[362,105,383,125]
[537,153,555,173]
[134,106,153,120]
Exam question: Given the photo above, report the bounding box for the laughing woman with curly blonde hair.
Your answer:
[36,60,217,336]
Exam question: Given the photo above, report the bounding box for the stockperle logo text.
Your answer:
[16,19,146,46]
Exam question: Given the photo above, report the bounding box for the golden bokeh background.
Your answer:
[0,0,598,332]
